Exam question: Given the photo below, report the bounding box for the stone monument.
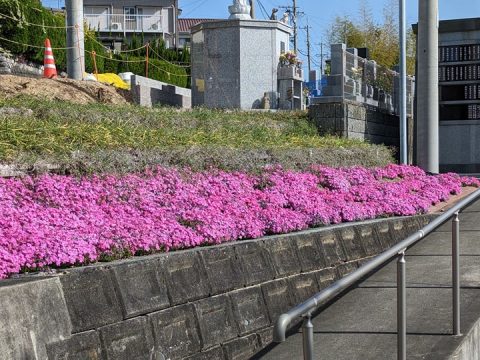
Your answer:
[228,0,251,20]
[190,3,295,110]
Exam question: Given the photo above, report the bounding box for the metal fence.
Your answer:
[273,188,480,360]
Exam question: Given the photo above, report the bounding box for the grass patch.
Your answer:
[0,97,394,174]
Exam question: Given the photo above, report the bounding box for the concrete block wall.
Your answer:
[0,49,43,77]
[0,215,434,360]
[131,75,192,109]
[309,100,403,147]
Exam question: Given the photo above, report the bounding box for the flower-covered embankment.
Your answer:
[0,164,478,279]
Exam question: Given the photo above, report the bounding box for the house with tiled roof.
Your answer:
[178,18,218,47]
[83,0,180,49]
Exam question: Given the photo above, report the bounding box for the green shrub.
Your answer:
[0,0,67,69]
[103,57,119,74]
[84,30,106,73]
[0,1,189,87]
[0,0,109,73]
[117,57,188,88]
[0,97,394,175]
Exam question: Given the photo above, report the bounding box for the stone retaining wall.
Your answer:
[309,100,411,148]
[0,49,43,77]
[0,215,434,360]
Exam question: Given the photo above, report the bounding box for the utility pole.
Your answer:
[293,0,298,53]
[302,24,311,73]
[417,0,439,173]
[320,42,324,75]
[65,0,84,80]
[279,1,299,52]
[249,0,255,19]
[315,42,327,75]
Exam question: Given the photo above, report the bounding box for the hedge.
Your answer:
[0,0,189,88]
[118,57,188,88]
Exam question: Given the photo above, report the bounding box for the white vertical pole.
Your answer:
[66,0,84,80]
[417,0,439,173]
[399,0,407,164]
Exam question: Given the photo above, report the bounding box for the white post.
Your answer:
[66,0,85,80]
[416,0,439,173]
[399,0,407,164]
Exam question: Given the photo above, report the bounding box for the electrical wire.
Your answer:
[1,4,191,80]
[0,35,75,50]
[180,0,208,9]
[85,50,147,63]
[147,45,191,68]
[256,0,270,20]
[148,60,191,77]
[0,11,73,29]
[182,0,211,17]
[84,32,147,53]
[297,48,308,57]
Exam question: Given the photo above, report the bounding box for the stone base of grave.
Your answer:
[191,19,292,110]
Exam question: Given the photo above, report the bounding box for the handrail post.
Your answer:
[397,250,406,360]
[452,211,461,336]
[302,312,314,360]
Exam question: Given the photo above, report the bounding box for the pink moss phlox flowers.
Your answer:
[0,164,478,279]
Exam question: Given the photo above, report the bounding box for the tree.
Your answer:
[326,16,364,49]
[357,0,375,48]
[325,0,416,75]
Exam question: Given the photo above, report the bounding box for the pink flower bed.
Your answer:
[0,164,478,279]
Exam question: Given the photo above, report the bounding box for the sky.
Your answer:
[41,0,480,71]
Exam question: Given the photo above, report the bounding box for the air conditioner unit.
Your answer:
[150,23,160,31]
[111,22,122,30]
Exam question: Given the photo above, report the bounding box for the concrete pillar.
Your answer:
[399,0,407,164]
[416,0,439,173]
[66,0,85,80]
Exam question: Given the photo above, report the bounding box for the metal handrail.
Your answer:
[273,188,480,360]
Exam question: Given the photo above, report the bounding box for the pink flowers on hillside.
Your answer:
[0,164,478,279]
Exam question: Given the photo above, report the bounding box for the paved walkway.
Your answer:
[258,200,480,360]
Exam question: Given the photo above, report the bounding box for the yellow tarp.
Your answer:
[92,73,130,90]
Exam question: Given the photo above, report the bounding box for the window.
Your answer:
[124,7,136,21]
[179,38,191,47]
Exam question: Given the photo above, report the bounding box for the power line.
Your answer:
[300,22,312,73]
[256,0,270,20]
[180,0,208,8]
[315,42,328,75]
[147,45,191,68]
[278,0,301,53]
[0,35,75,50]
[182,0,211,17]
[0,11,72,28]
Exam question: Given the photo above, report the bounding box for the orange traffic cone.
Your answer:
[43,38,57,78]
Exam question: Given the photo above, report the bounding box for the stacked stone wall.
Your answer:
[0,48,43,77]
[309,100,406,147]
[0,215,434,360]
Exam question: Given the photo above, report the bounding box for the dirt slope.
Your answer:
[0,74,130,105]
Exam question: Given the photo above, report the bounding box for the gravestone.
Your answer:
[191,7,293,110]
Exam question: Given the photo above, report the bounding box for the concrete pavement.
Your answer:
[257,200,480,360]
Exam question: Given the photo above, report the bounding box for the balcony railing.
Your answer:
[84,14,163,34]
